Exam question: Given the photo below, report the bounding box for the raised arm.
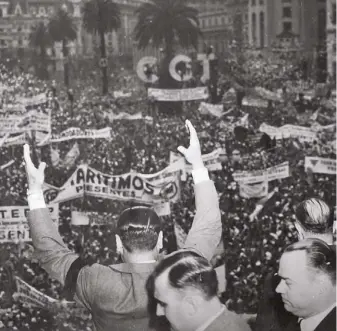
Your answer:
[178,120,222,261]
[24,144,79,286]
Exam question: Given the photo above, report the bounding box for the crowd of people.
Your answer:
[0,56,335,331]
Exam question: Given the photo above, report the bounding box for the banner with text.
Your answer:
[233,162,289,184]
[305,157,336,175]
[0,205,59,243]
[0,110,51,134]
[169,149,223,181]
[53,162,182,205]
[198,102,224,118]
[48,127,111,143]
[259,123,317,142]
[148,87,208,101]
[239,181,269,199]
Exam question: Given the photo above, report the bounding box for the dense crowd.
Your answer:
[0,60,335,330]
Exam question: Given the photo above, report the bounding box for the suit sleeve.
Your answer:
[183,176,222,262]
[28,208,79,286]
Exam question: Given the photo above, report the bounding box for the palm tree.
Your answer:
[29,22,52,80]
[83,0,121,95]
[134,0,200,87]
[48,7,77,87]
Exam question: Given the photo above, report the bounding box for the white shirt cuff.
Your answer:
[191,167,209,184]
[27,190,46,210]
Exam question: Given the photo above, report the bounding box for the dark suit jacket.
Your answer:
[283,307,336,331]
[256,245,336,331]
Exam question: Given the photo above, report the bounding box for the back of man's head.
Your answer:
[148,250,218,300]
[295,198,333,235]
[117,206,162,252]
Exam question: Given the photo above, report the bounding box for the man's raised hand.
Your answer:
[177,120,203,169]
[23,144,46,192]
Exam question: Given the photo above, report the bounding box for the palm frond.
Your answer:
[134,0,200,52]
[83,0,121,34]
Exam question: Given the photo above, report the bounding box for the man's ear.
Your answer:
[294,221,305,240]
[115,234,123,255]
[183,294,202,317]
[156,231,163,251]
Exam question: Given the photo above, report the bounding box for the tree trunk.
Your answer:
[99,29,108,95]
[62,39,69,87]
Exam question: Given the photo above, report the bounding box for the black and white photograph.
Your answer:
[0,0,336,330]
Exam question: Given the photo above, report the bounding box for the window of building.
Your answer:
[14,4,22,16]
[259,0,264,5]
[0,9,2,17]
[332,4,336,25]
[282,0,291,2]
[221,16,225,24]
[39,7,46,16]
[283,7,292,18]
[252,12,257,42]
[283,21,292,31]
[260,11,265,48]
[251,0,256,6]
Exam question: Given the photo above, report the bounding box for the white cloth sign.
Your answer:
[49,127,111,143]
[71,211,90,226]
[198,102,224,117]
[53,163,181,205]
[239,181,269,199]
[148,87,208,101]
[305,157,336,175]
[169,149,223,181]
[259,123,317,142]
[233,162,289,184]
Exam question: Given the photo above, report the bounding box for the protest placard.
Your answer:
[305,157,336,175]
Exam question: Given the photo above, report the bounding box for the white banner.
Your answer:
[113,91,132,98]
[198,102,224,117]
[0,204,58,243]
[53,163,182,205]
[148,87,208,101]
[0,110,51,133]
[15,277,57,309]
[242,97,268,108]
[305,157,336,175]
[239,181,268,199]
[49,127,111,143]
[0,159,15,170]
[169,149,223,181]
[154,202,171,216]
[233,162,289,184]
[71,211,90,226]
[1,133,27,147]
[259,123,317,142]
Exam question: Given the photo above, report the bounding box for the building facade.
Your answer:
[247,0,329,80]
[327,0,336,80]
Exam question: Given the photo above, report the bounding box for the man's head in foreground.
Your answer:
[276,238,336,319]
[294,198,333,244]
[146,250,223,331]
[116,206,163,263]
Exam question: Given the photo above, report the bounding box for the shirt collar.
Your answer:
[109,262,157,274]
[299,304,336,331]
[195,305,226,331]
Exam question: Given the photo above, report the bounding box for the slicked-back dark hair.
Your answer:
[147,251,218,301]
[117,206,162,252]
[284,238,336,285]
[295,198,333,234]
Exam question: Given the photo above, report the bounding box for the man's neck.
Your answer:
[123,251,157,264]
[196,298,224,330]
[303,233,333,245]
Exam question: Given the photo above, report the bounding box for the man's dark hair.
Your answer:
[284,239,336,285]
[147,251,218,301]
[295,198,333,234]
[117,206,162,252]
